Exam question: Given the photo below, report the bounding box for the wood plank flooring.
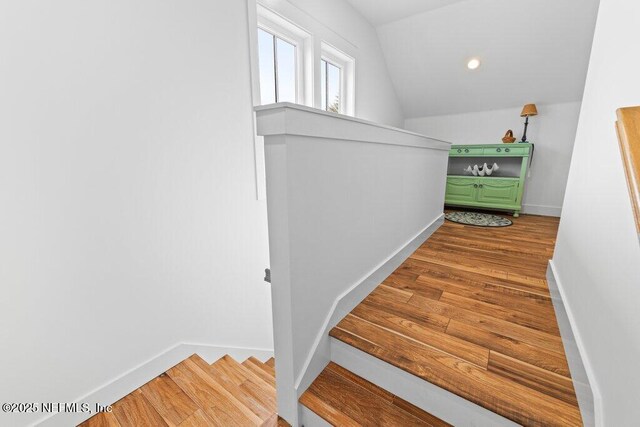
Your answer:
[80,355,283,427]
[300,362,450,426]
[81,354,445,427]
[330,214,583,426]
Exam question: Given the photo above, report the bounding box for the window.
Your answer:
[321,59,341,113]
[246,3,355,200]
[258,28,297,104]
[320,42,355,116]
[252,4,310,106]
[249,5,354,113]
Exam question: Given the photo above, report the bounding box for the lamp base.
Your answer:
[521,116,530,144]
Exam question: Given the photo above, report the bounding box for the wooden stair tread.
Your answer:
[300,362,450,426]
[363,285,564,354]
[166,356,263,425]
[248,356,276,378]
[331,215,582,427]
[80,410,121,427]
[139,373,200,425]
[80,353,277,427]
[331,316,580,426]
[111,389,169,427]
[242,357,276,388]
[177,408,217,426]
[188,354,274,422]
[210,355,277,416]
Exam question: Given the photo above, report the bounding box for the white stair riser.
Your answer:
[330,337,518,427]
[299,405,332,427]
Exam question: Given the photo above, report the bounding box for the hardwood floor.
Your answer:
[79,355,284,427]
[81,353,445,427]
[80,214,577,426]
[300,362,449,426]
[330,214,583,426]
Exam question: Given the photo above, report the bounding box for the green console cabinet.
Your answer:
[445,144,532,217]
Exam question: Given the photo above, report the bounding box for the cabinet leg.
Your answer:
[513,211,520,218]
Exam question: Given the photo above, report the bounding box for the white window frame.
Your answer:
[254,4,312,107]
[320,58,342,113]
[320,42,355,116]
[258,27,297,103]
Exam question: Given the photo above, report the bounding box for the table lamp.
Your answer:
[520,104,538,143]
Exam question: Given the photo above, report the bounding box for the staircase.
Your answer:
[80,354,283,426]
[80,354,445,426]
[297,215,583,426]
[79,217,580,427]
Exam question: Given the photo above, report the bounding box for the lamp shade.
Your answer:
[521,104,538,117]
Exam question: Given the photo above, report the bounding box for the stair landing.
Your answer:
[330,214,582,426]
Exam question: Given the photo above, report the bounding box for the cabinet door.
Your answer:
[476,179,519,204]
[445,177,477,204]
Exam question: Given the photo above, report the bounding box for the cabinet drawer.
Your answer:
[445,177,477,203]
[476,179,519,204]
[483,146,529,156]
[450,147,484,156]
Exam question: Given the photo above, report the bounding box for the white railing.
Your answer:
[256,103,451,425]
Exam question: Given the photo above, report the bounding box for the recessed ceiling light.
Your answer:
[467,58,481,70]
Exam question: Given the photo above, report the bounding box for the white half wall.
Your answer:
[257,104,450,425]
[405,102,582,216]
[0,1,402,426]
[551,0,640,424]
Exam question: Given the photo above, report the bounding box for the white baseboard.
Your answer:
[36,343,273,427]
[522,203,562,217]
[294,214,445,399]
[330,338,517,427]
[547,261,601,427]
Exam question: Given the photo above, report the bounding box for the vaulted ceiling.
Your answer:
[346,0,600,118]
[344,0,468,26]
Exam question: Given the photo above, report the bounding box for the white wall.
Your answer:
[0,1,402,425]
[551,0,640,424]
[405,102,582,216]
